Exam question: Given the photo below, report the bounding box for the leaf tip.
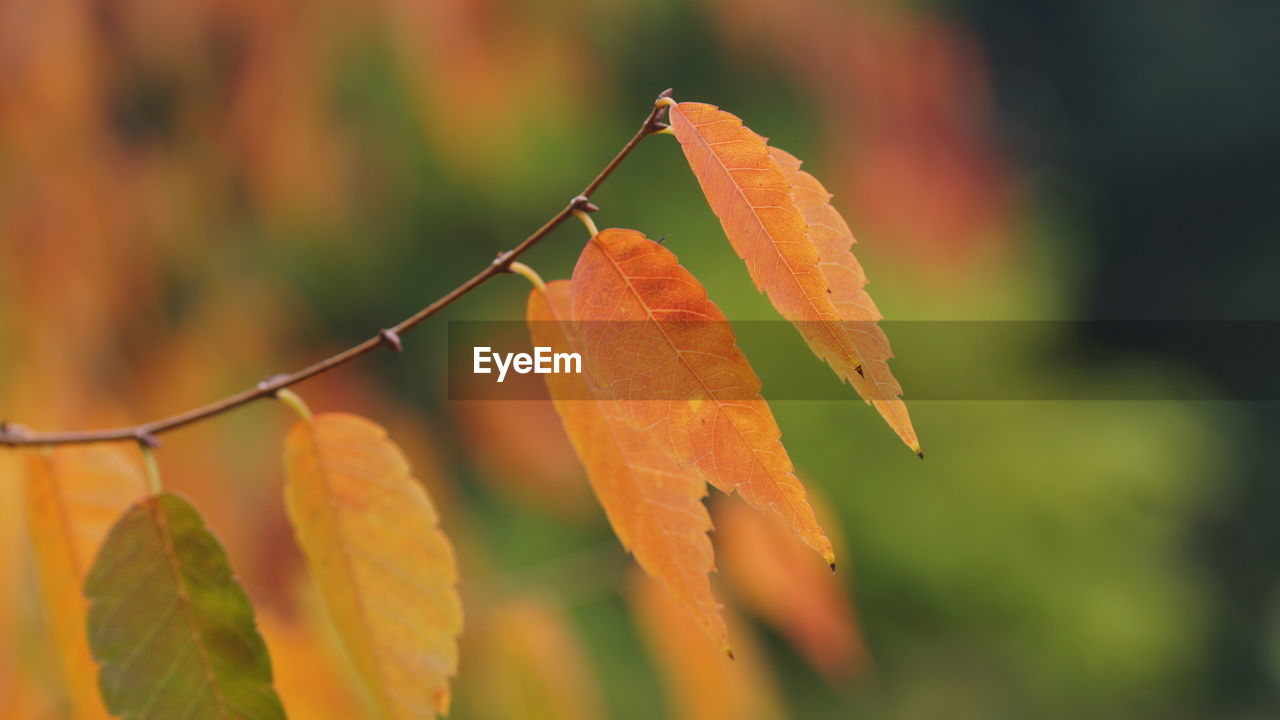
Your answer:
[916,448,925,460]
[723,645,736,661]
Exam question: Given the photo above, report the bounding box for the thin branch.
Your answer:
[0,90,676,448]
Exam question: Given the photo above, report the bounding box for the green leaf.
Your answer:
[84,492,285,720]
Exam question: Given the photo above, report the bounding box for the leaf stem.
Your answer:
[507,262,546,292]
[140,445,163,495]
[275,389,313,423]
[572,209,599,238]
[0,90,676,448]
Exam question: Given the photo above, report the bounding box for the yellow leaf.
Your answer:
[528,280,726,648]
[570,228,834,566]
[283,413,462,719]
[668,101,919,454]
[23,443,150,720]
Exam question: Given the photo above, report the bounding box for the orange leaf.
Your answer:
[453,397,592,518]
[570,228,834,567]
[770,145,917,454]
[283,412,462,719]
[716,497,868,680]
[0,449,25,706]
[23,444,150,720]
[628,570,788,720]
[529,280,727,649]
[667,101,919,454]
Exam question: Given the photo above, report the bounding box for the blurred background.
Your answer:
[2,0,1277,717]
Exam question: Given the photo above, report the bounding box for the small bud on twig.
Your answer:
[257,373,289,393]
[379,329,404,353]
[569,195,598,214]
[134,430,161,449]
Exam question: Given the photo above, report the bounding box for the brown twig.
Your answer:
[0,90,675,448]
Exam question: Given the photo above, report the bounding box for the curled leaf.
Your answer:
[85,492,285,720]
[570,228,834,566]
[283,412,461,719]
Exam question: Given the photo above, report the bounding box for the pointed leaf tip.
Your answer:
[667,101,919,453]
[570,228,836,566]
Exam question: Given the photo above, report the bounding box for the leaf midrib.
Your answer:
[149,497,229,719]
[298,421,402,718]
[675,106,861,379]
[585,234,796,506]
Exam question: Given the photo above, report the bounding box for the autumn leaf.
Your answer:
[667,101,919,454]
[84,492,285,720]
[463,597,606,720]
[283,412,461,719]
[24,444,150,720]
[569,228,834,566]
[528,279,726,649]
[628,570,788,720]
[453,396,592,518]
[716,497,868,680]
[0,449,21,711]
[770,145,917,454]
[258,609,372,720]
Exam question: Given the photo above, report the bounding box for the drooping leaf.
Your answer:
[667,101,919,454]
[770,145,918,453]
[628,570,788,720]
[528,280,727,648]
[84,492,285,720]
[570,228,834,566]
[463,597,606,720]
[716,496,868,680]
[282,412,461,720]
[24,444,150,720]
